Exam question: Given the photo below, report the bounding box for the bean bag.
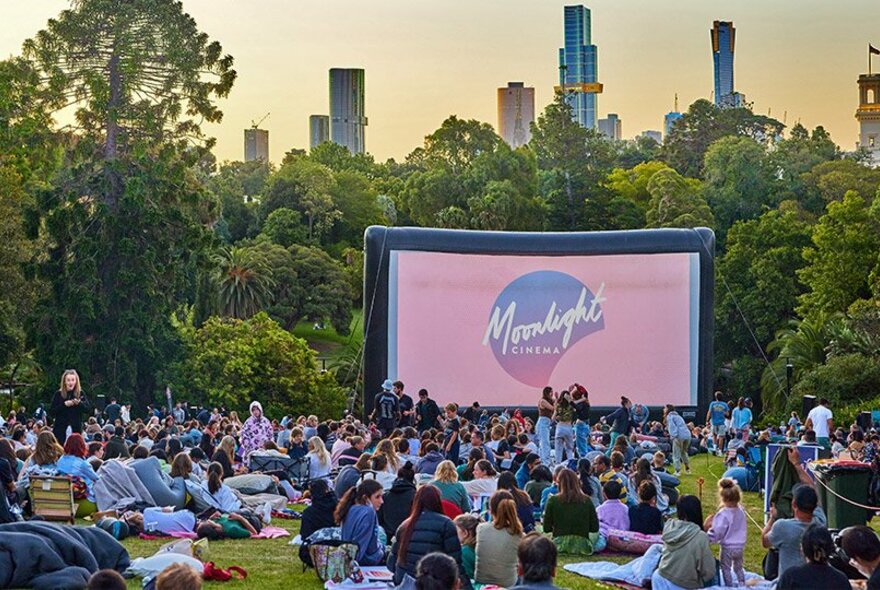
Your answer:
[224,474,278,496]
[723,466,759,492]
[130,457,186,508]
[125,553,204,579]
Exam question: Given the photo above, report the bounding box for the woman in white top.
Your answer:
[460,459,498,498]
[307,436,332,480]
[199,462,242,512]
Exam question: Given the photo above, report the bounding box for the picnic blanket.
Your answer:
[160,524,289,540]
[94,459,155,511]
[563,544,773,590]
[0,521,130,589]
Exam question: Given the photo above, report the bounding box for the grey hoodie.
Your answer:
[656,519,716,589]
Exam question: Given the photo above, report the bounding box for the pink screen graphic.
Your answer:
[390,251,697,408]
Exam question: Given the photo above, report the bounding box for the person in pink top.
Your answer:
[596,479,630,536]
[704,478,747,587]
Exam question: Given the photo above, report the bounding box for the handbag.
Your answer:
[309,542,359,583]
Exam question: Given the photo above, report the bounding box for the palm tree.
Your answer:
[760,314,836,414]
[213,247,275,319]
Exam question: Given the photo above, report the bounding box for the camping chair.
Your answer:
[872,410,880,429]
[29,475,76,524]
[286,456,311,490]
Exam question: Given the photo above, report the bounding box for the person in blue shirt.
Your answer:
[56,433,99,505]
[706,392,730,456]
[731,397,753,439]
[336,479,386,566]
[515,453,541,489]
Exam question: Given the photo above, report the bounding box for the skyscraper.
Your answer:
[310,115,330,149]
[711,21,743,108]
[244,128,269,162]
[497,82,535,148]
[598,113,622,140]
[329,68,367,154]
[664,111,683,139]
[557,5,602,129]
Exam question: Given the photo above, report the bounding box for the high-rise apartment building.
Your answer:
[329,68,367,154]
[711,21,743,108]
[556,5,602,129]
[641,130,663,144]
[664,111,683,139]
[310,115,330,149]
[244,128,269,162]
[497,82,535,148]
[598,113,622,140]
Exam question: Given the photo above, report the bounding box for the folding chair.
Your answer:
[29,475,76,524]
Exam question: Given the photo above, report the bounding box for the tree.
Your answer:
[246,242,352,333]
[702,136,775,246]
[170,313,346,419]
[644,168,713,228]
[662,99,783,178]
[716,207,812,362]
[212,246,275,320]
[530,93,616,230]
[208,160,270,242]
[259,207,307,248]
[799,160,880,210]
[797,191,880,318]
[261,158,340,242]
[24,0,235,407]
[416,115,500,175]
[605,161,673,212]
[326,169,383,251]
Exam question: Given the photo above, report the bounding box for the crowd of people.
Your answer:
[1,372,880,589]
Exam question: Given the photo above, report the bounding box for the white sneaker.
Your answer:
[673,471,681,477]
[259,501,272,525]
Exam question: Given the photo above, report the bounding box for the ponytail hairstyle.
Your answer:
[207,461,224,494]
[489,490,524,536]
[453,513,480,548]
[801,523,835,565]
[620,396,631,407]
[397,485,443,564]
[334,479,383,525]
[576,458,594,497]
[415,552,459,590]
[718,477,742,508]
[497,471,532,508]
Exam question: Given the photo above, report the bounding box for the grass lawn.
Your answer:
[291,310,363,353]
[119,453,768,589]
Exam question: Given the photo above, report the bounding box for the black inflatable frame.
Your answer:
[363,226,715,422]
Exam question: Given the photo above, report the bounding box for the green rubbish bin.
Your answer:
[814,464,872,529]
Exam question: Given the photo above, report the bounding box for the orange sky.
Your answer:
[3,0,879,164]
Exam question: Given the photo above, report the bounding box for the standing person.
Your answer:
[805,398,834,450]
[51,369,89,445]
[553,388,575,465]
[387,485,468,588]
[731,397,753,440]
[705,392,729,456]
[371,379,400,437]
[474,491,523,588]
[172,403,186,425]
[651,495,716,590]
[571,385,592,458]
[239,401,273,461]
[664,404,691,476]
[120,403,131,425]
[536,387,555,465]
[440,404,461,463]
[776,524,849,590]
[705,478,747,587]
[104,397,121,425]
[395,381,415,429]
[603,397,632,448]
[415,389,441,432]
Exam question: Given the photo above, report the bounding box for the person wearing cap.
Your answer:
[240,401,273,461]
[371,379,400,437]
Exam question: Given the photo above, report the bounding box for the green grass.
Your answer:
[291,309,363,351]
[117,454,768,589]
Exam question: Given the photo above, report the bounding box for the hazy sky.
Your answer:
[3,1,880,164]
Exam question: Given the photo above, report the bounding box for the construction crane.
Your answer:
[251,113,270,129]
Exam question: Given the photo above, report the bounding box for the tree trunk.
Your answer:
[104,51,123,210]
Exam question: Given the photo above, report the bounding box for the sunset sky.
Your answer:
[3,0,880,164]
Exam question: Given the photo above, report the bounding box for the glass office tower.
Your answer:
[711,21,736,108]
[329,68,367,154]
[558,5,599,129]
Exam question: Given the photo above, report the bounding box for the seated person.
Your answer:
[628,480,662,535]
[596,480,629,537]
[57,433,100,503]
[287,428,308,460]
[776,524,849,590]
[199,462,242,512]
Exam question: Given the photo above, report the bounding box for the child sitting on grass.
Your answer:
[596,479,629,537]
[454,513,479,580]
[628,480,662,535]
[704,477,747,587]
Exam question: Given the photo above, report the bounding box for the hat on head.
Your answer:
[381,379,394,391]
[249,401,264,416]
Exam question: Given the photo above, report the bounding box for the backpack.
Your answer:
[378,393,396,420]
[309,542,360,583]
